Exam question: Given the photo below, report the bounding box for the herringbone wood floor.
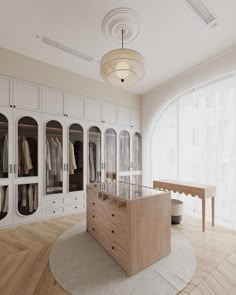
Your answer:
[0,213,236,295]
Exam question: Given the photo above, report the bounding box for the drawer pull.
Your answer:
[53,210,55,213]
[111,246,115,250]
[53,201,56,204]
[111,230,114,233]
[92,215,95,218]
[92,228,95,231]
[92,202,95,205]
[75,198,78,200]
[112,214,115,217]
[75,206,77,209]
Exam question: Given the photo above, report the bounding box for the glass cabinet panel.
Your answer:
[88,126,101,183]
[68,124,83,192]
[133,132,142,171]
[46,121,63,195]
[120,176,130,183]
[104,128,117,182]
[18,117,38,177]
[0,114,8,178]
[119,130,130,172]
[132,175,142,185]
[0,186,8,220]
[18,183,38,216]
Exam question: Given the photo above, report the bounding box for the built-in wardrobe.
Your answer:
[0,74,141,228]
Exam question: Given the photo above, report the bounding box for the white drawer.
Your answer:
[65,204,84,213]
[43,198,64,208]
[43,207,64,217]
[65,195,83,204]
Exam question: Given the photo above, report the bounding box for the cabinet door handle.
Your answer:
[92,228,95,231]
[112,214,115,217]
[111,246,115,250]
[92,215,95,218]
[92,202,95,205]
[13,164,16,173]
[111,230,114,233]
[9,164,13,173]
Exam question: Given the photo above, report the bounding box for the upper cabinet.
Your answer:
[64,93,83,119]
[14,80,40,112]
[130,109,141,130]
[84,97,102,122]
[117,107,141,130]
[102,102,117,124]
[0,75,11,107]
[117,106,130,126]
[42,87,64,116]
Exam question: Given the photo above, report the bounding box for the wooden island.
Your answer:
[86,181,171,276]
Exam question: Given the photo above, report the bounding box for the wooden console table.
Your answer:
[87,182,171,276]
[153,180,216,232]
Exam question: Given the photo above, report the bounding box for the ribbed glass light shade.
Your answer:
[100,48,145,87]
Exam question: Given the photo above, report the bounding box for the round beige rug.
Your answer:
[49,222,196,295]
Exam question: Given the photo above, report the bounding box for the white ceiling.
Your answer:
[1,0,236,95]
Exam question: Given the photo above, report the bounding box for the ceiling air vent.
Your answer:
[41,36,94,62]
[184,0,216,24]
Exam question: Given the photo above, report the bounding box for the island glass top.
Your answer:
[89,181,166,200]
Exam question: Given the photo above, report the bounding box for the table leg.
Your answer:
[202,198,206,232]
[212,197,215,226]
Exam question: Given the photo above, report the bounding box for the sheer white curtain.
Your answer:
[151,75,236,230]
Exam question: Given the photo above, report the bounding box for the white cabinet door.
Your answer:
[64,93,83,119]
[117,106,130,126]
[0,75,11,107]
[84,97,102,122]
[42,87,64,116]
[102,102,117,124]
[130,109,141,130]
[14,80,40,111]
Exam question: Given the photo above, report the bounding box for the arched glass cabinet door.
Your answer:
[88,126,101,183]
[104,128,117,182]
[68,124,83,192]
[17,117,38,177]
[0,113,8,179]
[132,132,142,171]
[45,120,63,195]
[119,130,130,172]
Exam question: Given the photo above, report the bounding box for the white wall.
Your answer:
[0,47,141,109]
[142,45,236,186]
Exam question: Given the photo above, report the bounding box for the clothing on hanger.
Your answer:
[28,184,34,213]
[89,142,97,182]
[33,184,38,210]
[56,137,63,182]
[69,141,77,174]
[74,140,83,172]
[21,184,27,208]
[2,136,8,173]
[49,137,57,176]
[22,137,33,175]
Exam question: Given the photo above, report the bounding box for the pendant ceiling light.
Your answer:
[100,8,145,87]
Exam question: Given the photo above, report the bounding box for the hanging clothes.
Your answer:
[74,141,83,172]
[27,137,37,176]
[21,184,27,208]
[55,137,63,182]
[89,142,96,182]
[28,184,34,213]
[22,137,33,175]
[2,135,8,173]
[33,184,38,211]
[49,137,57,176]
[3,186,8,213]
[0,186,4,212]
[69,141,77,174]
[46,140,51,185]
